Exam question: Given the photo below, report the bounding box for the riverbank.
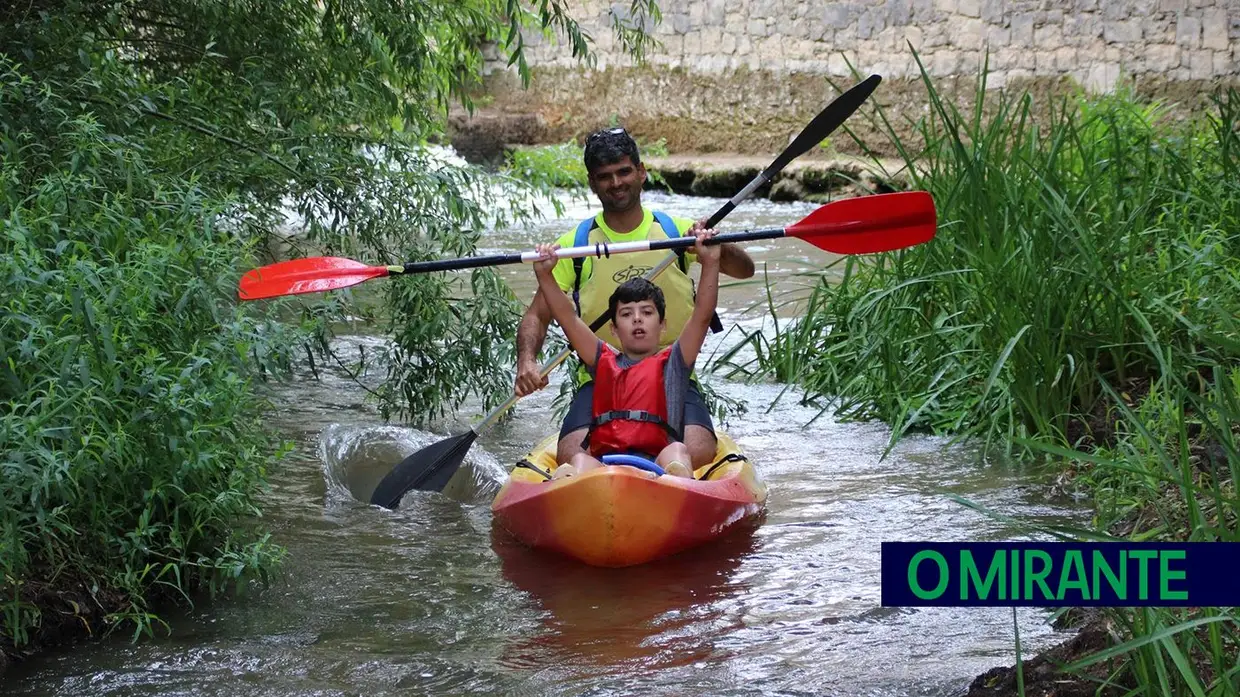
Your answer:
[642,152,909,201]
[448,111,912,203]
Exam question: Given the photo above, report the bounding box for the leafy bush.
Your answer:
[0,61,293,647]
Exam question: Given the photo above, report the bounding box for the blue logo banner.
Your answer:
[881,542,1240,607]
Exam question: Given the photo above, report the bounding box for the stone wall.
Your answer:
[465,0,1239,157]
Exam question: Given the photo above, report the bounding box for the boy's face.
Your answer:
[611,299,664,354]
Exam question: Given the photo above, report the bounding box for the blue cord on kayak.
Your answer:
[600,453,666,476]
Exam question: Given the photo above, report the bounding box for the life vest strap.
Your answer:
[592,409,678,435]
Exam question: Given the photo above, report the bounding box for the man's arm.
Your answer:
[514,290,552,397]
[690,218,753,279]
[718,242,755,279]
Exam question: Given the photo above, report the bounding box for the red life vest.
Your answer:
[587,345,678,457]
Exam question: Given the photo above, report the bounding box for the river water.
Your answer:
[7,188,1089,696]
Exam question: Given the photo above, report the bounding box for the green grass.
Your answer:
[727,53,1240,695]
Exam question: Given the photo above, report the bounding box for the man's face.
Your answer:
[588,156,646,213]
[611,299,663,355]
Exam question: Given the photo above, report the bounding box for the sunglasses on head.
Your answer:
[586,127,628,143]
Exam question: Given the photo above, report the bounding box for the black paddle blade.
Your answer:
[771,74,881,173]
[368,430,479,509]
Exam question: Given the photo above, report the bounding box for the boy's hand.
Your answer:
[691,224,721,264]
[533,242,559,277]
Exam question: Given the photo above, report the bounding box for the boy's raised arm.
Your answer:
[678,227,721,367]
[532,243,601,369]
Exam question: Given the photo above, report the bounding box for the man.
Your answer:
[513,127,755,468]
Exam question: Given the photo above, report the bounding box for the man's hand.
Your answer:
[691,223,721,265]
[514,359,548,396]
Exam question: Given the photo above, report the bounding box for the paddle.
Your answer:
[238,74,885,304]
[366,74,887,509]
[241,191,934,302]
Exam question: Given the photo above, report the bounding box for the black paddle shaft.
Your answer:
[702,74,881,229]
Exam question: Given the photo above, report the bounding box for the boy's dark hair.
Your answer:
[608,278,665,321]
[584,127,641,173]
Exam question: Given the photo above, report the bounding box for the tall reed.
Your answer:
[756,58,1240,456]
[738,55,1240,694]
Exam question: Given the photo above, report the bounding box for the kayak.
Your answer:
[490,432,767,567]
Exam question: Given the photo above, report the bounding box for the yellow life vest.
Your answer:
[550,209,697,386]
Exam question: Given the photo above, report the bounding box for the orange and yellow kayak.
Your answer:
[490,432,767,567]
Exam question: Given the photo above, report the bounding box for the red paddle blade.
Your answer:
[786,191,938,254]
[238,257,391,300]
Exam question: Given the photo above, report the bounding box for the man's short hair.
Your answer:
[608,277,666,321]
[584,127,641,173]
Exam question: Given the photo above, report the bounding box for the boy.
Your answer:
[531,228,721,479]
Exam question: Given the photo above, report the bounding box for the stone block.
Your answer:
[955,18,986,48]
[1035,23,1065,49]
[703,27,723,48]
[671,12,691,34]
[912,0,937,22]
[888,0,914,25]
[1083,14,1106,41]
[933,50,962,74]
[776,15,797,38]
[959,0,982,18]
[981,0,1006,24]
[903,25,925,49]
[957,49,977,73]
[1086,62,1120,91]
[747,18,767,36]
[1214,50,1235,75]
[1011,12,1035,44]
[1159,0,1187,10]
[823,4,857,30]
[993,47,1020,69]
[1014,46,1036,68]
[915,23,942,47]
[1188,49,1213,77]
[721,32,737,53]
[1142,16,1175,43]
[1176,15,1202,47]
[1105,20,1143,44]
[1035,50,1055,73]
[858,8,888,39]
[1076,0,1099,10]
[1054,47,1078,70]
[987,24,1012,46]
[1101,1,1126,20]
[935,0,956,14]
[1145,43,1183,70]
[1202,9,1230,50]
